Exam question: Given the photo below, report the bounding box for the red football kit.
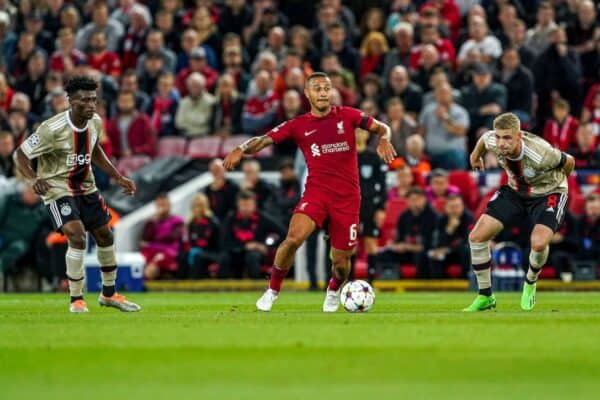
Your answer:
[267,106,374,250]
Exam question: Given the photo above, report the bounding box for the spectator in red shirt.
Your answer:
[176,47,219,96]
[421,0,461,42]
[0,72,14,113]
[543,98,579,151]
[106,90,157,158]
[86,30,122,78]
[49,28,86,74]
[241,69,279,134]
[410,25,456,71]
[359,31,389,78]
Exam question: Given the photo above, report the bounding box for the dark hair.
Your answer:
[156,192,169,200]
[430,168,449,178]
[446,193,463,202]
[64,75,98,96]
[237,189,256,201]
[306,71,329,85]
[327,21,344,32]
[407,186,425,197]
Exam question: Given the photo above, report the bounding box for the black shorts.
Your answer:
[359,206,380,238]
[485,185,568,233]
[46,191,111,232]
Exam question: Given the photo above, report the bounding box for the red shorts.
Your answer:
[293,190,359,251]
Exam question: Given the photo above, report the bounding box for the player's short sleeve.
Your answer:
[20,124,54,159]
[343,107,374,130]
[539,140,562,169]
[482,130,497,150]
[266,119,294,144]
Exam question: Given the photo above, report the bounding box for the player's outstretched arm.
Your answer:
[368,119,397,164]
[13,148,50,195]
[91,144,136,196]
[223,135,274,171]
[469,136,487,171]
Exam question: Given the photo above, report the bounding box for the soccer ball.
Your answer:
[340,280,375,312]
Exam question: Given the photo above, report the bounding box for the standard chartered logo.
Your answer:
[311,143,321,157]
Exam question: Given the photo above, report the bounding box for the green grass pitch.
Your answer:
[1,292,600,400]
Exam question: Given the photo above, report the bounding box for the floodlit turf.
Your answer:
[1,291,600,400]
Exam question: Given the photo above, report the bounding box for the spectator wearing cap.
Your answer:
[86,30,122,78]
[210,73,245,137]
[460,62,506,142]
[136,30,176,76]
[118,3,151,70]
[176,47,219,96]
[24,9,53,55]
[419,82,469,169]
[382,22,414,83]
[241,69,279,135]
[15,51,47,117]
[525,2,558,57]
[382,65,423,120]
[75,1,124,53]
[175,72,216,137]
[457,15,502,67]
[496,47,534,125]
[49,28,87,74]
[106,90,157,158]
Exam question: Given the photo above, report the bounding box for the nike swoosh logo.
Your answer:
[304,129,317,136]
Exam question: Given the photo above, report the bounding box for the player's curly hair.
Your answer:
[64,75,98,96]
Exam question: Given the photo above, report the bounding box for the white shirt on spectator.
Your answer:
[457,35,502,62]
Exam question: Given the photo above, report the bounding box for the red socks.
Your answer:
[269,266,290,292]
[327,276,344,291]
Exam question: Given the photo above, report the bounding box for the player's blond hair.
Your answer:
[493,113,520,133]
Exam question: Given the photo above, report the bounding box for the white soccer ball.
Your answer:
[340,280,375,312]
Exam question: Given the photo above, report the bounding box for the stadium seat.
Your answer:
[445,264,463,279]
[221,135,273,158]
[448,170,480,211]
[156,136,187,158]
[354,259,368,279]
[569,193,586,216]
[116,155,152,176]
[379,198,408,246]
[399,264,418,279]
[186,136,222,159]
[540,266,557,279]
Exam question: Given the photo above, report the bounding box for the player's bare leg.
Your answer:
[521,224,554,311]
[463,214,503,312]
[61,220,89,313]
[91,225,140,312]
[323,247,353,312]
[256,213,316,311]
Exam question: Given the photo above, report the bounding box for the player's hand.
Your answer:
[376,138,397,164]
[223,147,243,171]
[470,156,485,171]
[32,178,51,195]
[117,176,136,196]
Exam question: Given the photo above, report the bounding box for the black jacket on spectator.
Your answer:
[431,211,474,253]
[381,82,423,116]
[209,95,245,135]
[221,211,285,252]
[460,82,507,134]
[204,179,239,221]
[272,177,301,226]
[395,203,438,252]
[218,4,253,37]
[245,179,275,211]
[178,215,221,279]
[495,65,534,115]
[576,214,600,262]
[187,216,220,254]
[15,75,46,117]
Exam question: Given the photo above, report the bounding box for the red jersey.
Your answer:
[87,52,122,76]
[267,106,373,200]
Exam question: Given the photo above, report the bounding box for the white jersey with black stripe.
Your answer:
[482,130,568,197]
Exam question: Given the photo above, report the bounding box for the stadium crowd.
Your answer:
[1,0,600,289]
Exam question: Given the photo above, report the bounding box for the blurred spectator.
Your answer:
[419,82,469,169]
[425,168,461,203]
[257,26,287,64]
[141,193,185,280]
[543,98,579,151]
[0,72,13,113]
[137,52,165,96]
[382,65,423,120]
[49,28,86,75]
[423,68,461,107]
[384,97,418,157]
[41,88,69,120]
[245,1,289,59]
[385,0,418,35]
[210,73,244,137]
[574,193,600,267]
[377,187,438,278]
[0,11,16,70]
[533,27,582,124]
[0,130,14,177]
[7,109,30,145]
[176,47,219,96]
[179,193,220,279]
[219,189,285,279]
[569,123,600,169]
[148,72,179,137]
[525,2,558,57]
[566,1,598,82]
[0,186,49,278]
[428,193,473,278]
[218,0,253,37]
[75,1,124,53]
[359,31,388,78]
[359,73,382,104]
[382,22,414,82]
[272,157,301,226]
[241,69,279,134]
[421,1,462,42]
[59,5,81,34]
[507,19,536,70]
[221,44,251,94]
[107,90,157,158]
[288,25,321,71]
[24,10,53,55]
[273,89,302,158]
[115,70,151,117]
[321,52,357,92]
[176,28,201,72]
[43,0,64,35]
[412,44,451,92]
[415,6,450,41]
[241,159,275,209]
[390,134,432,177]
[136,30,176,75]
[387,164,415,200]
[175,72,216,137]
[410,25,456,72]
[15,51,47,117]
[110,0,139,28]
[86,30,122,78]
[548,208,579,281]
[190,6,222,68]
[325,22,360,77]
[359,7,385,40]
[582,85,600,125]
[9,32,40,80]
[493,3,518,47]
[204,158,239,221]
[155,9,180,54]
[323,0,358,39]
[461,62,506,142]
[457,15,502,67]
[496,47,534,125]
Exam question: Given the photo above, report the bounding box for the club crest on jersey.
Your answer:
[60,203,72,216]
[361,165,373,178]
[27,134,40,147]
[337,121,344,134]
[311,143,321,157]
[523,167,535,178]
[66,153,91,166]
